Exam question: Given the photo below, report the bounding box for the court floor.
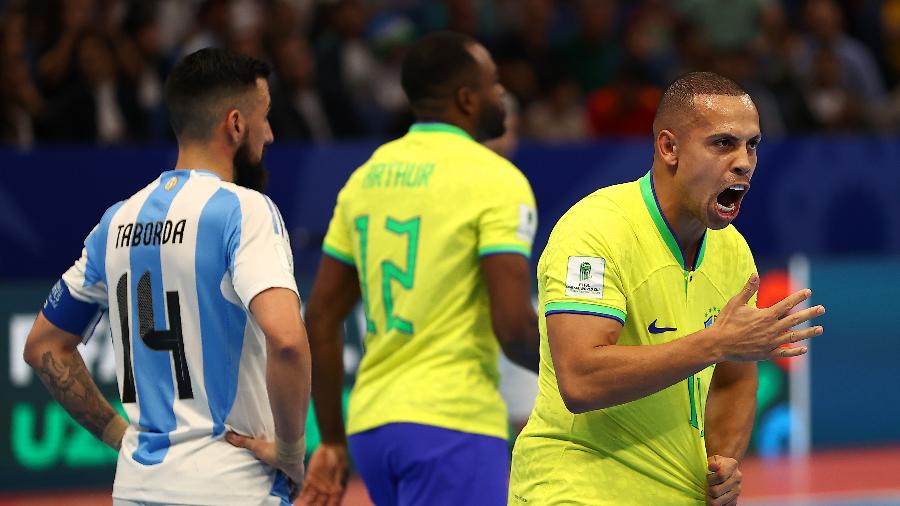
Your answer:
[2,446,898,505]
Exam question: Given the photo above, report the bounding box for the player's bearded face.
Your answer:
[477,93,506,141]
[233,136,268,192]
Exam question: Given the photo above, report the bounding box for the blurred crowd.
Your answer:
[3,0,900,149]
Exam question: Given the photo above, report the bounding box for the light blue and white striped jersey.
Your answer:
[42,169,298,505]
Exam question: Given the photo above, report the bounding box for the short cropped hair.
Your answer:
[653,71,749,132]
[401,31,480,114]
[165,48,270,142]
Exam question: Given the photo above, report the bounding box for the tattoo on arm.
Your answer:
[36,350,119,443]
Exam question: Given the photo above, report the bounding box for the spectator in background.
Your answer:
[713,49,787,137]
[227,0,267,60]
[585,64,660,136]
[367,13,417,137]
[34,0,95,93]
[563,0,621,93]
[121,3,171,141]
[791,0,886,128]
[524,74,589,141]
[802,45,868,131]
[1,5,44,148]
[37,30,145,143]
[676,0,778,52]
[879,0,900,129]
[1,53,45,148]
[669,15,710,81]
[622,0,679,87]
[494,0,560,107]
[311,0,368,137]
[753,3,815,132]
[265,0,315,43]
[268,34,337,142]
[882,0,900,85]
[180,0,231,57]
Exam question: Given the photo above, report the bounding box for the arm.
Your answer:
[481,253,540,373]
[702,361,757,506]
[23,312,128,450]
[299,254,359,505]
[229,287,311,486]
[549,275,823,414]
[548,312,719,413]
[249,287,311,448]
[305,255,360,445]
[704,361,757,461]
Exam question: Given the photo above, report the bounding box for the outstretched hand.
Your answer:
[713,274,825,362]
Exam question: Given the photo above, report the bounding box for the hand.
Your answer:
[101,415,129,451]
[226,431,306,486]
[299,443,350,506]
[707,455,742,506]
[713,274,825,362]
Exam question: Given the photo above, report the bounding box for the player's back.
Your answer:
[74,169,294,505]
[322,123,536,440]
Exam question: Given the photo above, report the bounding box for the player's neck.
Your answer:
[174,145,234,183]
[415,113,476,139]
[652,170,705,269]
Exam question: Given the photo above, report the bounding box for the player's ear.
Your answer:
[456,86,477,117]
[226,108,244,146]
[657,129,678,166]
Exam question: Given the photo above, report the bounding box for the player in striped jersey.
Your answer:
[23,48,310,506]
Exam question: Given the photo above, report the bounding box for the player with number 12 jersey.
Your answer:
[322,123,537,441]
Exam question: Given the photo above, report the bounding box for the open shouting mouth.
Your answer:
[715,183,749,218]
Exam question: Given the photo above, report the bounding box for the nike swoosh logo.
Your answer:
[648,319,677,334]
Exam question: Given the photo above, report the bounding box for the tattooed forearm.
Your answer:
[36,350,119,444]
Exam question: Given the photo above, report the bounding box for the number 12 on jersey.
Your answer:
[354,215,421,335]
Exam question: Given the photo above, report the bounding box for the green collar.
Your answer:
[638,171,707,271]
[408,122,473,141]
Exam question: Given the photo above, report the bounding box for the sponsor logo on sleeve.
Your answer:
[565,256,604,299]
[45,280,64,309]
[275,242,293,274]
[517,204,537,243]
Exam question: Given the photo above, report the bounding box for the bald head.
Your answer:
[653,72,751,136]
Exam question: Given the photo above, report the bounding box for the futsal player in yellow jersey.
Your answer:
[299,32,540,506]
[509,72,826,506]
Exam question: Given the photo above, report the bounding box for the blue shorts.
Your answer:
[348,423,510,506]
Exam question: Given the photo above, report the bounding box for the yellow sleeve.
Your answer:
[540,198,629,324]
[477,166,537,259]
[322,185,355,266]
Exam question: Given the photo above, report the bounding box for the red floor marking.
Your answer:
[741,446,900,499]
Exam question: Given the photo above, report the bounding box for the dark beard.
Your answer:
[476,100,507,141]
[233,142,268,192]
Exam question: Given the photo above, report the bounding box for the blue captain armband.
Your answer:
[42,279,103,339]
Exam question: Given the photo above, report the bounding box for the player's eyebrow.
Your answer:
[707,133,740,143]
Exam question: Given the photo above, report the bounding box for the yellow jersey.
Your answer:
[322,123,537,439]
[509,171,756,505]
